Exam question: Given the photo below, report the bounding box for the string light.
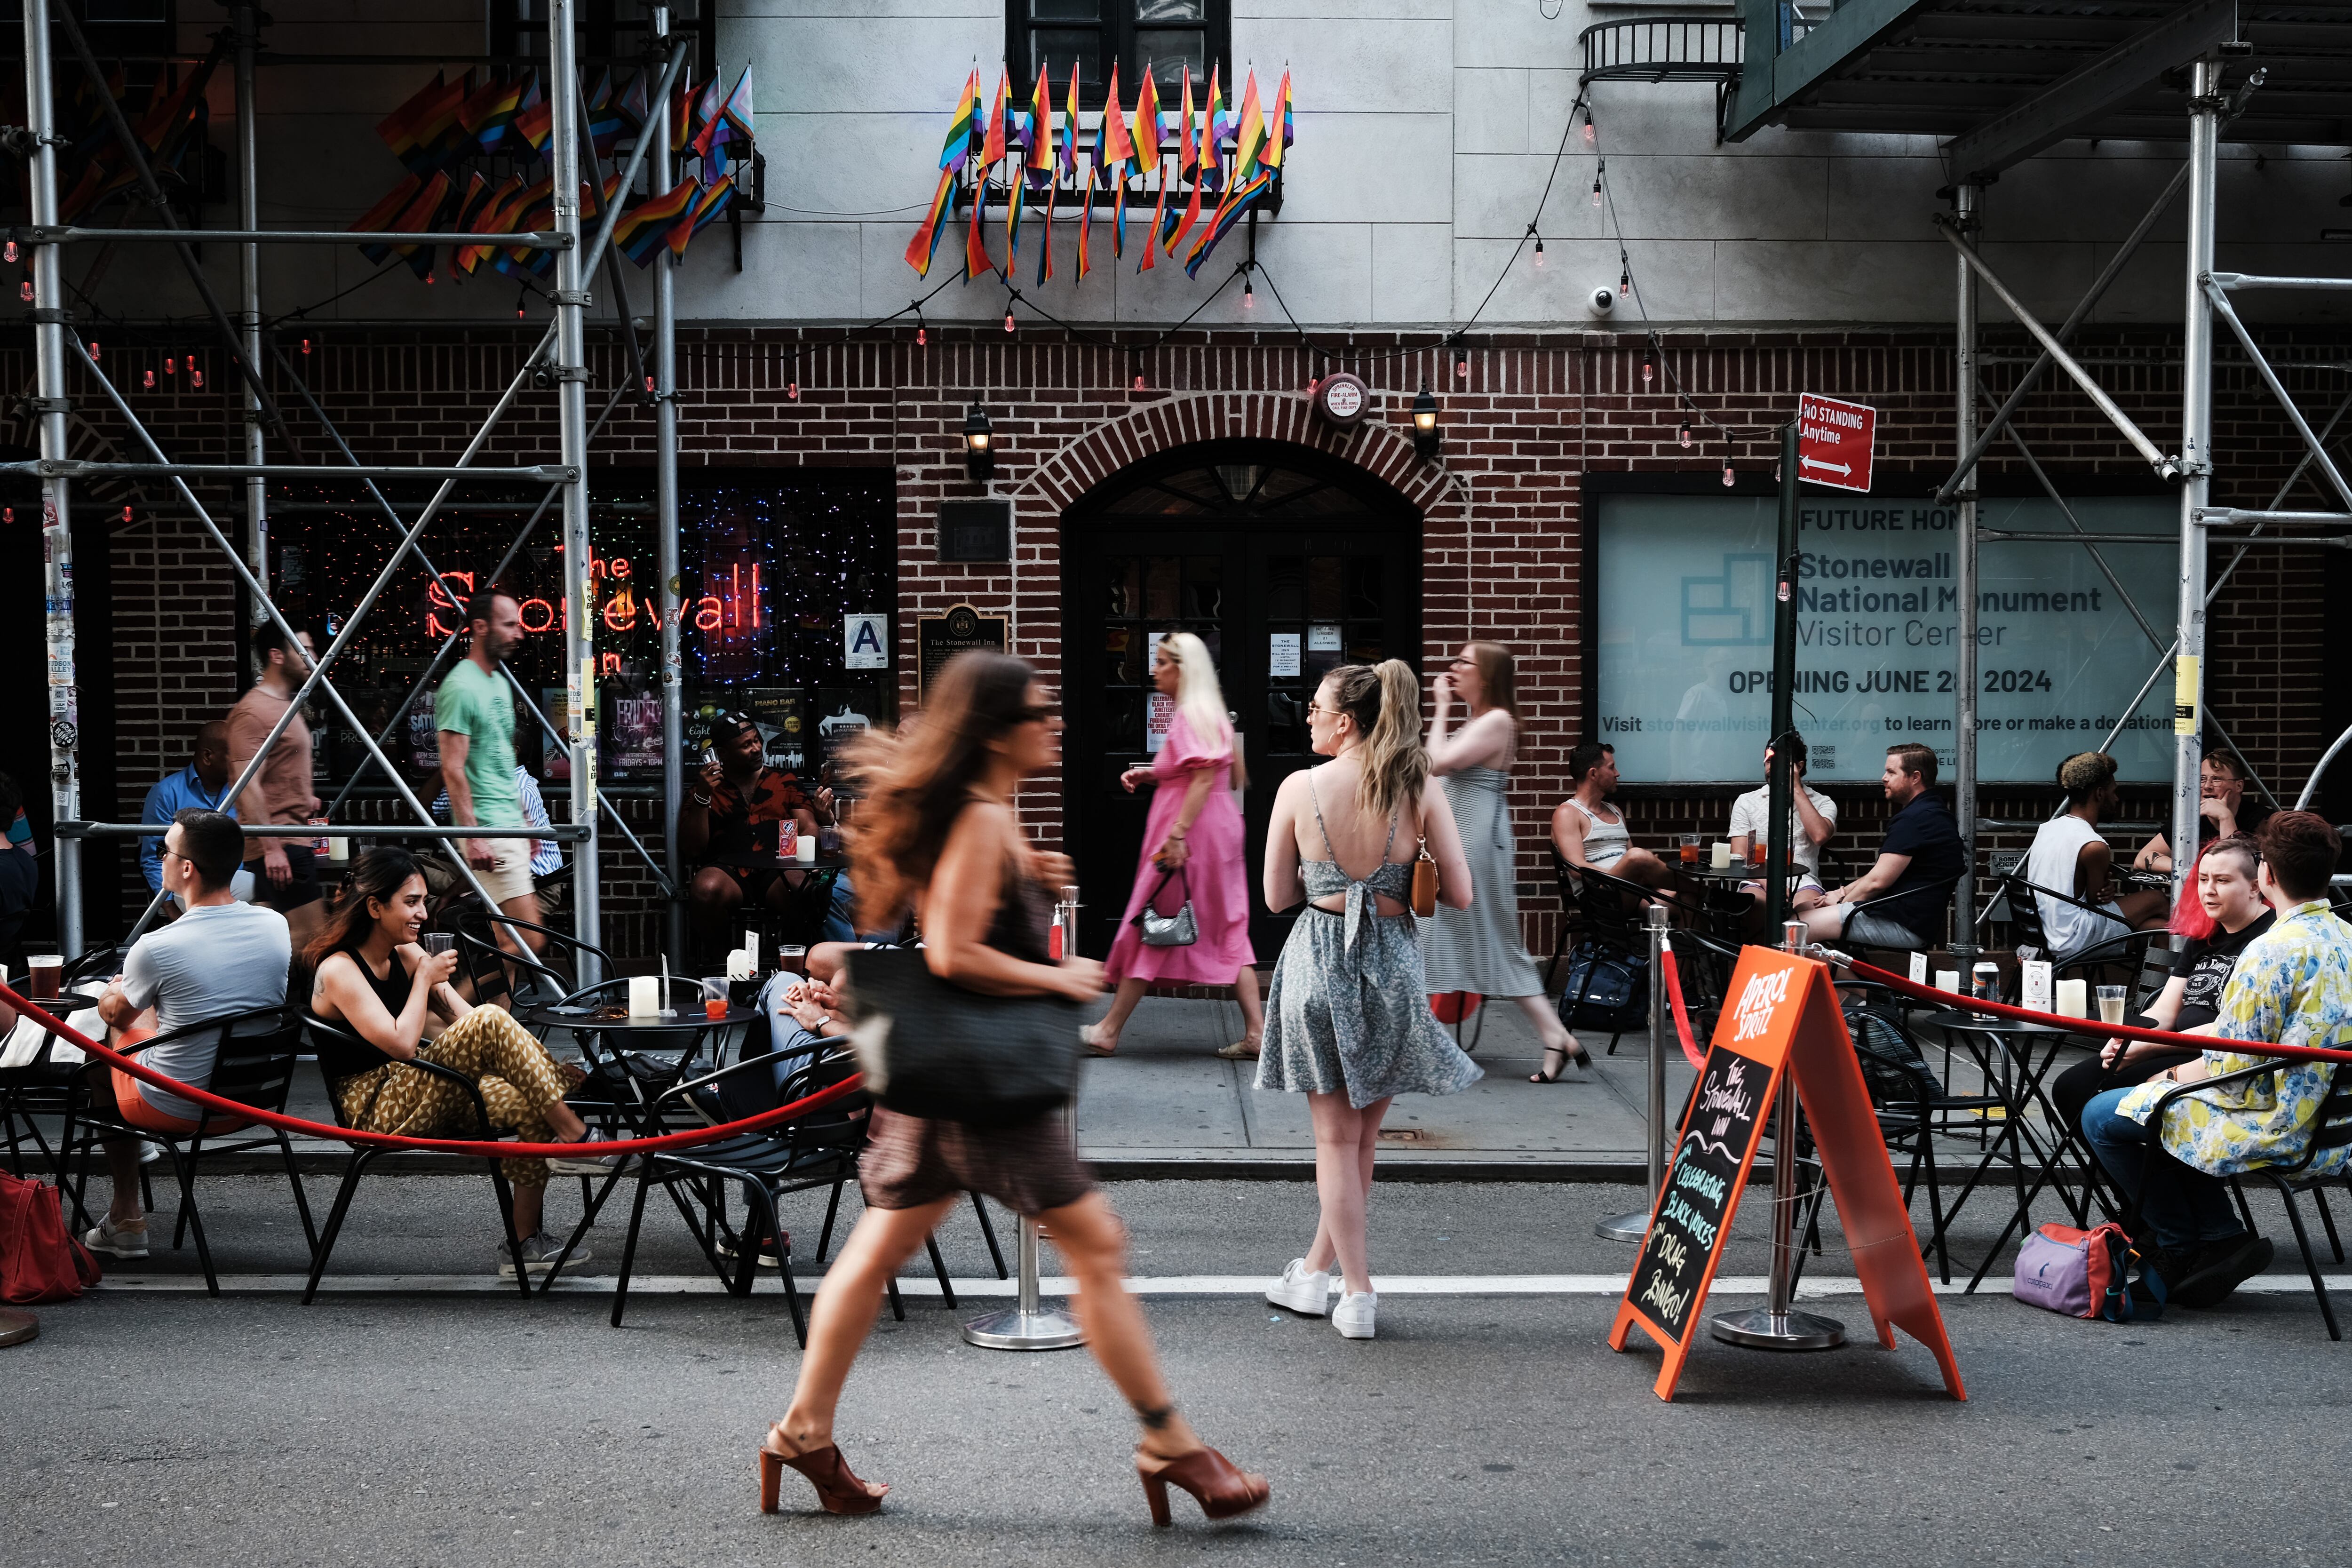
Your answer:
[1581,104,1595,147]
[1722,451,1736,487]
[1134,372,1147,392]
[1593,159,1605,207]
[424,269,436,286]
[1243,274,1255,308]
[143,369,155,389]
[17,280,29,303]
[1641,351,1653,388]
[515,286,528,318]
[787,379,799,399]
[1003,307,1016,332]
[4,508,13,524]
[916,326,928,347]
[644,374,654,392]
[1619,266,1629,299]
[1454,347,1469,380]
[301,337,311,355]
[121,504,132,521]
[3,240,14,262]
[191,366,203,388]
[1532,232,1545,269]
[1679,419,1692,449]
[165,357,175,375]
[87,341,100,361]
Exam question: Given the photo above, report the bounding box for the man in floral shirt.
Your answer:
[2084,811,2352,1306]
[681,710,834,946]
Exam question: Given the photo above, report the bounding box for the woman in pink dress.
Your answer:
[1083,633,1263,1059]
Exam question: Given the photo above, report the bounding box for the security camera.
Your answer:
[1586,285,1616,318]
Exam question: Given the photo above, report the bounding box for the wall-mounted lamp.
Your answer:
[1411,383,1440,462]
[962,403,995,484]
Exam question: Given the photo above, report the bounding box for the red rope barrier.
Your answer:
[1658,946,1704,1070]
[1840,957,2352,1067]
[0,982,866,1159]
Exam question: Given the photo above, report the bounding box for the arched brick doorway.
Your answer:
[1060,439,1422,957]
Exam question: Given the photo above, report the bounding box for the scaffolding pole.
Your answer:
[2172,55,2221,904]
[549,0,601,984]
[23,0,78,955]
[652,3,689,965]
[1952,181,1980,956]
[232,2,266,598]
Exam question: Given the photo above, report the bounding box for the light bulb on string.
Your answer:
[17,280,29,303]
[4,508,13,523]
[1243,274,1255,308]
[1722,455,1736,488]
[3,240,15,262]
[301,337,311,355]
[1003,308,1016,333]
[644,374,654,393]
[1592,161,1605,206]
[1619,266,1629,299]
[143,369,155,389]
[1581,104,1595,147]
[1533,235,1545,269]
[787,380,799,400]
[424,270,436,286]
[87,341,100,361]
[164,357,175,375]
[122,505,133,522]
[1678,419,1692,449]
[1454,348,1469,380]
[1641,352,1653,388]
[191,366,203,388]
[916,326,928,347]
[1134,373,1146,392]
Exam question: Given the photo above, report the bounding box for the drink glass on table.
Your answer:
[701,977,731,1020]
[25,954,61,1000]
[1678,832,1700,866]
[775,944,808,978]
[2096,985,2128,1026]
[1748,837,1768,868]
[420,932,455,958]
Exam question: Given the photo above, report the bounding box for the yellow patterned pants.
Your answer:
[331,1004,569,1187]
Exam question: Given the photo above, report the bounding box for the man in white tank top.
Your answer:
[2025,751,2170,962]
[1549,742,1672,891]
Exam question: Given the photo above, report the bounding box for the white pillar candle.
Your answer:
[795,835,817,865]
[1936,970,1962,995]
[627,974,661,1017]
[2055,978,2089,1019]
[1710,842,1732,870]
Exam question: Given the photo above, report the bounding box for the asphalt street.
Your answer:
[6,1175,2349,1567]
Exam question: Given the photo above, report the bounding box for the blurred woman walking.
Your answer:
[1256,661,1478,1340]
[1085,633,1262,1059]
[759,652,1266,1527]
[1420,642,1586,1082]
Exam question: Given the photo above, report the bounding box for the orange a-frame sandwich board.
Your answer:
[1607,945,1966,1402]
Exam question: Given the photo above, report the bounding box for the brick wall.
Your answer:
[12,320,2344,960]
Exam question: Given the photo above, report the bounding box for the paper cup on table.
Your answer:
[1710,842,1732,870]
[627,974,661,1017]
[1935,969,1962,996]
[2055,979,2089,1019]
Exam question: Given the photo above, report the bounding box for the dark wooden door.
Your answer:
[1061,446,1420,959]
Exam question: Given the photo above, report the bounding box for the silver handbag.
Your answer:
[1132,865,1199,947]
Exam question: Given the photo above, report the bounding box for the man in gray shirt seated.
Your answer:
[81,809,292,1258]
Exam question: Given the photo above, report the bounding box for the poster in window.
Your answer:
[609,697,663,774]
[540,687,570,780]
[408,690,441,775]
[1594,493,2177,783]
[1146,692,1175,755]
[746,686,807,772]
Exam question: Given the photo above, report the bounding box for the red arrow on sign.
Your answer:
[1797,394,1876,494]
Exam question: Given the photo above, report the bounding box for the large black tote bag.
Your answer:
[839,947,1087,1126]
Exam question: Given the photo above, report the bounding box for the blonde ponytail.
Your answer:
[1326,660,1429,823]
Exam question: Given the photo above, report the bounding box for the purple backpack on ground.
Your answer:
[2013,1221,2164,1322]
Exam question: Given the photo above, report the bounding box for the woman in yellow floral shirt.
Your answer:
[2082,812,2352,1307]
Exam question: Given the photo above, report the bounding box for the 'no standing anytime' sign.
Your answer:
[1797,393,1876,494]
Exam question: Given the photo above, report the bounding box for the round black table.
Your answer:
[522,1001,760,1032]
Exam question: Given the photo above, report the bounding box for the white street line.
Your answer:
[95,1271,2352,1297]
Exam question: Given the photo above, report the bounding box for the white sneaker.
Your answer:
[497,1230,590,1277]
[1333,1290,1377,1340]
[1265,1258,1333,1316]
[82,1218,149,1258]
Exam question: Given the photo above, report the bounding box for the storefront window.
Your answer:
[265,469,896,795]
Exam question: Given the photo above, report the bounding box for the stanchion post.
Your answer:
[962,1108,1087,1351]
[1710,920,1846,1351]
[1597,902,1672,1242]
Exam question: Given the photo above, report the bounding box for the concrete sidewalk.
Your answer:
[108,993,1687,1182]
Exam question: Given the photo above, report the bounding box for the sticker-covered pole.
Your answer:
[1710,924,1846,1352]
[24,0,79,956]
[1765,420,1800,934]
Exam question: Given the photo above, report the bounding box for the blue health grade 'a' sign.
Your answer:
[1595,493,2177,784]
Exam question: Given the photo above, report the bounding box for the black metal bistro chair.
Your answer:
[1982,871,2159,985]
[1,986,106,1199]
[2137,1061,2352,1339]
[61,1005,315,1296]
[299,1015,538,1303]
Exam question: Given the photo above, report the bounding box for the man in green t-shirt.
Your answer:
[437,585,546,958]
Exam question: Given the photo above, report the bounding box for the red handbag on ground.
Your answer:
[0,1170,103,1304]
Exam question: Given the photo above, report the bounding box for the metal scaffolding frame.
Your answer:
[1931,57,2352,947]
[22,0,699,971]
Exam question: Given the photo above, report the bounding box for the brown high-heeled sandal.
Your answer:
[1135,1444,1270,1527]
[759,1424,887,1515]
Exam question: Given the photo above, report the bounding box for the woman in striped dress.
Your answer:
[1419,643,1586,1083]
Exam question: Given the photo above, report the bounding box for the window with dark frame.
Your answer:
[1011,0,1230,111]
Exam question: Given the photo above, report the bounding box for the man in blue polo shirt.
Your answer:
[138,722,237,897]
[1803,742,1965,949]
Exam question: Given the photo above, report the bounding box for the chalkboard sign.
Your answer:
[1609,946,1966,1403]
[1627,1042,1772,1343]
[916,602,1009,700]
